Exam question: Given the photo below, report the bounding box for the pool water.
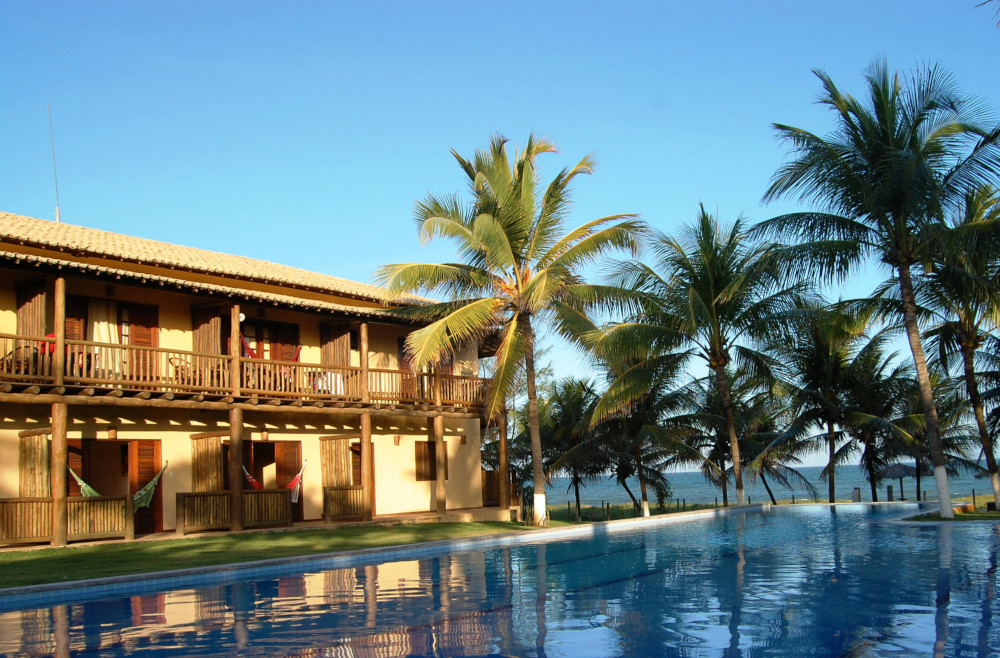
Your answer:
[1,504,998,656]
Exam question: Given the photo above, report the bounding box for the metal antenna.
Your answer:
[48,103,61,223]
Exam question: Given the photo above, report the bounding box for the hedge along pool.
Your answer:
[1,503,998,656]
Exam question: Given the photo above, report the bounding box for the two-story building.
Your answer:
[0,212,512,546]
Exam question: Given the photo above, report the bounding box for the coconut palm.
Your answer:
[376,134,645,525]
[920,185,1000,509]
[759,60,1000,517]
[594,208,804,505]
[769,300,873,502]
[544,378,604,521]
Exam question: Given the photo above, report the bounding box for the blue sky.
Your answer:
[3,1,999,388]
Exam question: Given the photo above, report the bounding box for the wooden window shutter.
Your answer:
[191,436,223,492]
[275,441,302,488]
[15,280,47,336]
[320,436,353,487]
[122,304,159,348]
[19,433,50,497]
[64,297,88,341]
[321,324,350,366]
[414,441,445,481]
[192,306,223,354]
[272,322,300,362]
[350,444,362,486]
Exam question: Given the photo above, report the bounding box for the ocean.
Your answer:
[544,464,987,507]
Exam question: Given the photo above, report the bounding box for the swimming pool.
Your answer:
[1,504,997,656]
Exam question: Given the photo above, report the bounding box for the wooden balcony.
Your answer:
[0,332,488,410]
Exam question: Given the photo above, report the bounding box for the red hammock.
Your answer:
[241,465,264,490]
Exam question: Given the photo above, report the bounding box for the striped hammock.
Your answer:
[67,462,169,513]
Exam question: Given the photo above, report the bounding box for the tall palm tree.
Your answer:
[595,208,803,505]
[921,185,1000,510]
[377,134,645,525]
[759,60,1000,517]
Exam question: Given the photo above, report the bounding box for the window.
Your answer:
[415,440,448,481]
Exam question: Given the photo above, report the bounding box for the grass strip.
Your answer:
[0,522,532,589]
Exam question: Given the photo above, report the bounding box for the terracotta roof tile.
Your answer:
[0,212,421,304]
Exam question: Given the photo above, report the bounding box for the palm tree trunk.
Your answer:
[897,263,953,518]
[518,314,548,526]
[635,444,650,517]
[916,458,922,501]
[827,421,837,503]
[862,434,878,501]
[961,346,1000,510]
[572,469,582,522]
[720,459,729,506]
[760,473,777,505]
[620,478,641,512]
[713,364,745,505]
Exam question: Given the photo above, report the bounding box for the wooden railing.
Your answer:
[65,340,232,393]
[175,490,293,535]
[0,496,132,544]
[0,332,489,407]
[442,374,487,406]
[369,369,433,404]
[0,334,54,382]
[240,357,363,399]
[323,486,364,522]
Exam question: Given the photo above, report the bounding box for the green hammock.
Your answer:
[133,462,168,511]
[66,461,169,513]
[67,466,102,498]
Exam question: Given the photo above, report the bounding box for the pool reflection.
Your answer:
[2,505,1000,656]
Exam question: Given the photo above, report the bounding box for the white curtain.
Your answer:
[88,301,121,376]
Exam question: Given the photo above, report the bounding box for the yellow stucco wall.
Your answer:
[0,271,486,534]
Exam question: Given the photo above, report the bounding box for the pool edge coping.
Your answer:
[0,504,771,609]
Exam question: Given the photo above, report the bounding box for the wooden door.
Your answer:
[275,441,303,521]
[129,440,162,534]
[119,304,159,385]
[350,443,375,515]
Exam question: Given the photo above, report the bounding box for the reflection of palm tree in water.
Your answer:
[535,543,548,657]
[935,523,953,658]
[726,513,746,657]
[978,525,999,657]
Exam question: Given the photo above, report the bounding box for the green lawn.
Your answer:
[0,522,533,589]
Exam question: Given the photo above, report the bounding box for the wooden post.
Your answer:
[433,367,446,515]
[50,402,68,547]
[360,412,373,520]
[499,407,510,510]
[230,304,241,397]
[359,322,369,403]
[124,494,135,541]
[53,277,66,386]
[229,407,244,531]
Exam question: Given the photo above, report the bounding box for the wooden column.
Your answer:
[229,407,244,532]
[499,408,510,510]
[359,322,369,403]
[53,277,66,386]
[433,368,446,515]
[230,304,241,397]
[50,402,68,546]
[360,412,373,521]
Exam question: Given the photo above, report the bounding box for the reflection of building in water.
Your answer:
[1,548,513,656]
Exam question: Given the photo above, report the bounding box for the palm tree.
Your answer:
[769,300,872,502]
[376,134,645,525]
[544,378,603,521]
[921,185,1000,510]
[759,60,1000,517]
[595,207,803,505]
